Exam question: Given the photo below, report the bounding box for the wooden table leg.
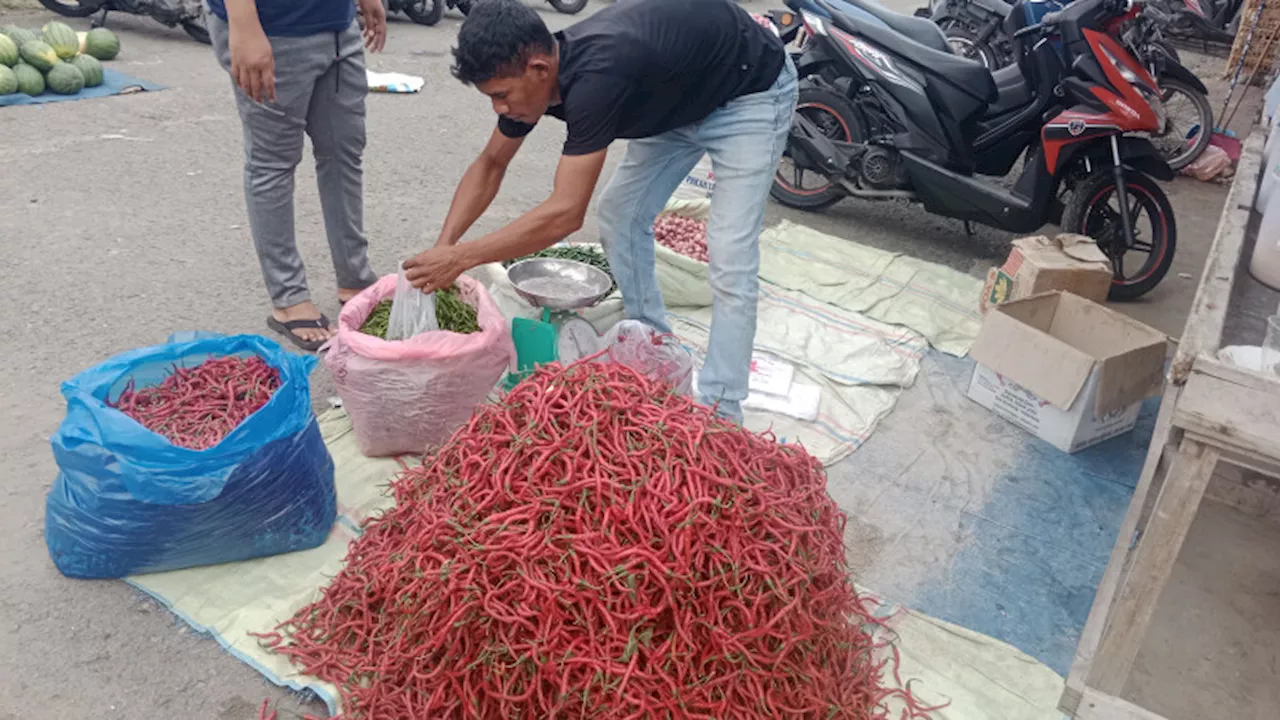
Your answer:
[1086,437,1220,696]
[1062,391,1181,714]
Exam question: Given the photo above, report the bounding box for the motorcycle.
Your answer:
[445,0,589,15]
[39,0,210,44]
[1151,0,1243,44]
[387,0,445,26]
[917,0,1019,68]
[918,0,1213,169]
[771,0,1178,300]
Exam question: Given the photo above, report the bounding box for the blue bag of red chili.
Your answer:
[44,332,337,579]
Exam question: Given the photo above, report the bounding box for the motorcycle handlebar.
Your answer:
[1013,0,1133,38]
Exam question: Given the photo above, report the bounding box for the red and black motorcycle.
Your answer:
[772,0,1177,299]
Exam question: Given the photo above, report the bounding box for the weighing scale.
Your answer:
[505,258,614,388]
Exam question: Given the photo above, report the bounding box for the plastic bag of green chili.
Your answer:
[326,275,515,457]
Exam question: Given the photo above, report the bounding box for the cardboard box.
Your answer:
[967,292,1166,453]
[981,234,1113,312]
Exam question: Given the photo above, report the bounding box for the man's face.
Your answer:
[477,56,556,125]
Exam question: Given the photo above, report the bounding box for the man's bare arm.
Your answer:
[454,149,607,265]
[404,149,609,292]
[436,128,526,247]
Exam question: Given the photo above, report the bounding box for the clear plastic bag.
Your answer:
[385,270,438,341]
[595,320,694,396]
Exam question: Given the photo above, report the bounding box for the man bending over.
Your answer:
[403,0,796,422]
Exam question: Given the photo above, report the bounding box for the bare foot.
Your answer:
[272,301,333,345]
[338,287,365,304]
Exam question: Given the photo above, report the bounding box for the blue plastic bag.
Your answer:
[44,333,337,579]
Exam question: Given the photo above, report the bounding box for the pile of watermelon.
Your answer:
[0,22,120,98]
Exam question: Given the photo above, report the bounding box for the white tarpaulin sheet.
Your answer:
[476,215,982,464]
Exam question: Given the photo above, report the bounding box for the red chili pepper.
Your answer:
[110,355,281,450]
[252,360,939,720]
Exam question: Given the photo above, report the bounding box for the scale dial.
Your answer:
[556,316,602,363]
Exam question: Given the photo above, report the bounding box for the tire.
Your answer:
[771,84,865,211]
[548,0,589,13]
[404,0,445,25]
[183,17,211,45]
[38,0,97,17]
[943,26,999,70]
[1150,77,1213,171]
[1061,170,1177,300]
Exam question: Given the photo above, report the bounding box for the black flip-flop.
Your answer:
[267,315,332,352]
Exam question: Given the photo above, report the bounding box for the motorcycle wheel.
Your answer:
[943,26,998,70]
[1150,77,1213,171]
[1062,170,1177,301]
[37,0,97,18]
[183,17,211,45]
[549,0,589,13]
[405,0,445,25]
[771,85,866,211]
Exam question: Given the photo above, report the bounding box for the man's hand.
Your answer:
[358,0,387,52]
[406,150,608,290]
[228,20,274,103]
[403,245,467,294]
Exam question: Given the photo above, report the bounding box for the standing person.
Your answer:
[207,0,386,351]
[403,0,796,422]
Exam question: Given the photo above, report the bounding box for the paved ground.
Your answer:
[0,2,1255,718]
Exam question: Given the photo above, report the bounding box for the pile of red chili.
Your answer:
[256,361,927,719]
[111,355,281,451]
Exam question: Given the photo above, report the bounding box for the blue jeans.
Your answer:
[598,58,798,422]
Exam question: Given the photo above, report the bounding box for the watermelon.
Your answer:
[2,26,39,47]
[42,21,79,60]
[19,40,58,72]
[0,34,17,67]
[70,53,103,88]
[45,62,84,95]
[0,65,16,95]
[13,63,44,95]
[84,28,120,61]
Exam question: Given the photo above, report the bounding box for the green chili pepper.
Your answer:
[436,285,482,334]
[359,299,393,338]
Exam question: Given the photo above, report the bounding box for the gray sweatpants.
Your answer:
[211,15,376,309]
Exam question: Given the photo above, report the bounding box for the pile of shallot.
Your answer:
[654,213,709,262]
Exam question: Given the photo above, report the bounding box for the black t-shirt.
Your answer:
[497,0,786,156]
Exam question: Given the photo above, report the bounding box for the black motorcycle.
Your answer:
[1151,0,1243,44]
[39,0,209,44]
[388,0,445,26]
[919,0,1214,170]
[772,0,1179,300]
[446,0,589,15]
[917,0,1019,68]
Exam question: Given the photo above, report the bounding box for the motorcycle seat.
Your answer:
[826,2,997,102]
[985,64,1035,117]
[824,0,954,53]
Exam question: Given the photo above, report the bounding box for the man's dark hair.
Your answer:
[451,0,556,86]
